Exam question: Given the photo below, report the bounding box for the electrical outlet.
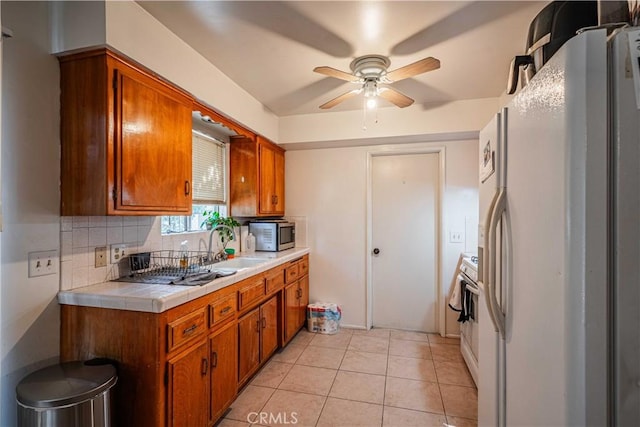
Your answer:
[449,231,464,243]
[28,250,58,278]
[95,246,107,267]
[110,244,128,264]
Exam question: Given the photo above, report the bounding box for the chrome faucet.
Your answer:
[207,224,237,262]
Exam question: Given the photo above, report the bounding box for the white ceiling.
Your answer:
[138,1,547,117]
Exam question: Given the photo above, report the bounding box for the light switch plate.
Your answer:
[28,250,58,278]
[449,231,464,243]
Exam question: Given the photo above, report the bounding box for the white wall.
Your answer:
[279,98,497,145]
[1,2,61,425]
[285,139,478,333]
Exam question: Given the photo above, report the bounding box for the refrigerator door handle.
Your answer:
[488,187,507,339]
[480,189,500,333]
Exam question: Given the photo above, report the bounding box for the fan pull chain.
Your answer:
[362,98,368,130]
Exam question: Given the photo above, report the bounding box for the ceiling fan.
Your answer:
[313,55,440,109]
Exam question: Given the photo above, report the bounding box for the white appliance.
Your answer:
[457,255,479,387]
[478,27,640,426]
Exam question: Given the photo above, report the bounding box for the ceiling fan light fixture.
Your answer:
[366,97,378,110]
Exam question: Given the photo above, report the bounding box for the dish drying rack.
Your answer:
[117,250,230,285]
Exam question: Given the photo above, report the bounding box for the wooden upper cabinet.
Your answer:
[230,135,285,217]
[59,49,193,215]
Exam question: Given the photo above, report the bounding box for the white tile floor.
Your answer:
[219,327,477,427]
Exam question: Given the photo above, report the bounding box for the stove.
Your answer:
[457,254,479,387]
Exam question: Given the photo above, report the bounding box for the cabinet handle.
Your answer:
[220,306,232,315]
[256,319,261,332]
[185,180,191,196]
[274,195,278,205]
[211,351,218,368]
[262,317,267,329]
[183,324,198,336]
[201,358,208,376]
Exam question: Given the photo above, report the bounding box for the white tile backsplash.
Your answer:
[107,216,123,227]
[72,228,89,247]
[89,227,107,246]
[73,216,89,228]
[123,226,138,244]
[61,216,213,290]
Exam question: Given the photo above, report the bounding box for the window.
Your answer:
[162,131,228,235]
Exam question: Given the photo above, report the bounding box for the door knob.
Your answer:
[372,248,380,255]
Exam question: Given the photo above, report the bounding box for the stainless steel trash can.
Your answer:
[16,361,117,427]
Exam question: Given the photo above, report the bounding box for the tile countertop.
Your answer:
[58,247,310,314]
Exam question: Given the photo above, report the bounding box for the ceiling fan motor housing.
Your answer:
[350,55,390,80]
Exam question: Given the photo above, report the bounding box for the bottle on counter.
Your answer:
[179,240,189,268]
[245,233,256,253]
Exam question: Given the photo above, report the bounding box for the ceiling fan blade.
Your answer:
[385,57,440,82]
[378,87,414,108]
[319,89,362,109]
[314,66,357,82]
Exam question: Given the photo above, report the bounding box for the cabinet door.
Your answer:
[260,296,279,361]
[238,308,261,384]
[114,64,192,213]
[167,341,209,427]
[283,283,300,343]
[259,142,277,214]
[273,148,285,214]
[210,322,237,423]
[298,275,309,330]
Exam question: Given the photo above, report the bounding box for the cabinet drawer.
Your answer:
[285,263,300,284]
[266,270,285,294]
[209,294,236,328]
[238,278,266,311]
[167,308,206,353]
[299,257,309,277]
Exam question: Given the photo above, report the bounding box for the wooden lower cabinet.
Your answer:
[209,321,237,424]
[284,261,310,344]
[238,295,279,385]
[237,307,261,384]
[261,295,279,360]
[167,341,210,427]
[60,255,309,427]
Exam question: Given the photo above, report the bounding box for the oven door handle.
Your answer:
[466,282,480,296]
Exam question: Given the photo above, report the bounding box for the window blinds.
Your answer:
[192,130,226,204]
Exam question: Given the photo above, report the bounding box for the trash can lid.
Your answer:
[16,361,117,408]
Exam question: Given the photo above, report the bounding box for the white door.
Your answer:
[371,153,439,332]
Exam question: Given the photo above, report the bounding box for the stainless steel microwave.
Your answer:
[249,220,295,252]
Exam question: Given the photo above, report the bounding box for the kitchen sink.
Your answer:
[214,257,266,269]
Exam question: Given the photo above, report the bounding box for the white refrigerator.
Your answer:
[477,27,640,426]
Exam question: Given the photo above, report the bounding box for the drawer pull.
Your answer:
[183,324,198,336]
[219,306,232,315]
[211,351,218,368]
[201,358,208,376]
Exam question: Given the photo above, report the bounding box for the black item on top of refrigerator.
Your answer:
[507,1,598,94]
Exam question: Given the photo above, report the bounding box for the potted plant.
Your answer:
[201,211,240,250]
